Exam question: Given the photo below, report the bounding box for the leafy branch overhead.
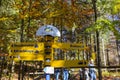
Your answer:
[8,0,94,27]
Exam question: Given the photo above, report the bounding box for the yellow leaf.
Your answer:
[0,17,8,21]
[8,30,16,33]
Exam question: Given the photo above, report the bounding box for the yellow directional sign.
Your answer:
[51,60,88,68]
[52,42,88,50]
[10,42,44,51]
[9,42,44,61]
[11,54,44,61]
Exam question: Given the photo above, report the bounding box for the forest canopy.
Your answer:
[0,0,120,53]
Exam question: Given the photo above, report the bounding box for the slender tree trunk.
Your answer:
[116,40,120,65]
[102,39,106,66]
[27,0,32,41]
[19,1,25,80]
[20,19,24,42]
[106,49,110,66]
[92,0,102,80]
[0,0,2,6]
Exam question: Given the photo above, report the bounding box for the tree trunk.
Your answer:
[92,0,102,80]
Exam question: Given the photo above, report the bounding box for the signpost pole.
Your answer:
[43,67,54,80]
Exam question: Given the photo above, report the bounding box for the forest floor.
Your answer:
[1,72,120,80]
[1,76,120,80]
[103,76,120,80]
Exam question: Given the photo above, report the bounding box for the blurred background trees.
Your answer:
[0,0,120,66]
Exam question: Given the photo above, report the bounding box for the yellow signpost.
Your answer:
[8,25,90,68]
[9,41,89,67]
[9,42,44,61]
